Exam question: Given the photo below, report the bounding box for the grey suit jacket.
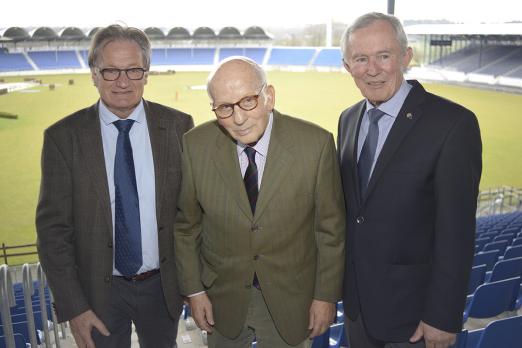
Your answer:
[36,99,193,322]
[174,110,346,345]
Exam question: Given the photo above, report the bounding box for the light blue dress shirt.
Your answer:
[236,112,274,188]
[98,100,159,276]
[357,80,413,178]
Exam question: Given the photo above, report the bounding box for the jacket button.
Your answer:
[356,216,365,224]
[245,284,252,289]
[251,224,258,232]
[104,276,111,283]
[253,255,259,261]
[107,241,113,248]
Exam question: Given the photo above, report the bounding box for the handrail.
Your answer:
[0,264,15,348]
[22,263,38,347]
[37,262,52,347]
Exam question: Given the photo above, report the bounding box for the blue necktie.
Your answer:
[113,119,142,276]
[244,147,258,214]
[358,108,385,198]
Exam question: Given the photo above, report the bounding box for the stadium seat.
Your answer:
[328,322,345,348]
[473,250,500,271]
[468,265,487,295]
[492,233,514,244]
[450,330,467,348]
[503,245,522,260]
[475,238,490,251]
[0,333,26,348]
[463,276,520,322]
[486,257,522,282]
[465,328,484,348]
[482,240,509,256]
[335,301,344,323]
[512,237,522,247]
[474,315,522,348]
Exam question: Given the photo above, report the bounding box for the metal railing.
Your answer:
[0,243,38,265]
[0,263,64,348]
[477,186,522,217]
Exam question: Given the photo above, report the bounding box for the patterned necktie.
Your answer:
[243,147,258,214]
[358,108,385,198]
[113,119,142,276]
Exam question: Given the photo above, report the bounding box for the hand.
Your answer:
[308,300,335,338]
[188,292,215,333]
[410,321,456,348]
[69,309,110,348]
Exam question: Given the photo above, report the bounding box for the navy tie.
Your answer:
[244,147,258,214]
[358,108,385,198]
[113,119,142,276]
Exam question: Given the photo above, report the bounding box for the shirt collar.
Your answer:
[365,80,412,118]
[236,111,273,158]
[98,99,145,126]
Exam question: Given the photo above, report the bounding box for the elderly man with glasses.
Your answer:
[36,24,193,348]
[174,56,346,348]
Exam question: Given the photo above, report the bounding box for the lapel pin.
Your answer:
[406,112,413,120]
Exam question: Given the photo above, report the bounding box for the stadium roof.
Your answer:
[405,23,522,36]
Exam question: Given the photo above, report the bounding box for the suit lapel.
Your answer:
[254,111,293,221]
[78,102,112,237]
[144,100,169,223]
[341,102,366,205]
[364,81,426,201]
[212,127,253,219]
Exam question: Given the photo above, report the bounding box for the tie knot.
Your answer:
[244,147,256,162]
[368,108,385,125]
[113,119,135,134]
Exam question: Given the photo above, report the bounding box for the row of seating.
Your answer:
[0,47,343,72]
[430,45,522,78]
[0,264,63,348]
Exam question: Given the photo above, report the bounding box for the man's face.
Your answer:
[210,61,275,145]
[344,20,412,106]
[91,40,148,119]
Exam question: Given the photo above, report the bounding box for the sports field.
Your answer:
[1,71,521,263]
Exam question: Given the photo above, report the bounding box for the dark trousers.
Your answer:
[346,314,425,348]
[92,273,179,348]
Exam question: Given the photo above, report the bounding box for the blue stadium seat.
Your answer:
[475,238,490,251]
[468,265,486,295]
[219,48,267,64]
[0,333,26,348]
[0,52,33,72]
[465,328,484,348]
[335,301,344,323]
[512,238,522,247]
[502,245,522,260]
[268,48,316,66]
[492,233,514,244]
[474,315,522,348]
[463,277,520,322]
[28,50,81,69]
[450,330,467,348]
[486,257,522,283]
[482,240,509,256]
[473,250,500,271]
[313,49,342,67]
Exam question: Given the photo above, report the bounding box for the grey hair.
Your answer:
[207,56,267,101]
[340,12,408,59]
[88,24,151,70]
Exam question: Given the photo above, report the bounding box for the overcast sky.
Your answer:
[1,0,520,29]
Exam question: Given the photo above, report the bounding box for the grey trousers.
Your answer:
[92,273,179,348]
[208,287,311,348]
[346,314,426,348]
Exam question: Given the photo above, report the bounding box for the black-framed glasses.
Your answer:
[212,83,266,119]
[97,67,147,81]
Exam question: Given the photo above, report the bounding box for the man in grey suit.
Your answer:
[36,24,193,348]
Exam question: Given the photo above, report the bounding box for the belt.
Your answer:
[119,269,160,281]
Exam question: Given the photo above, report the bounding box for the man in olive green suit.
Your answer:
[174,57,345,348]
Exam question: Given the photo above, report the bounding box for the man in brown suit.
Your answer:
[36,25,193,348]
[174,57,345,348]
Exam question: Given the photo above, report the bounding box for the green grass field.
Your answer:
[1,71,521,264]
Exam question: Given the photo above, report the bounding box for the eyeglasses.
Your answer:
[97,67,147,81]
[212,83,266,119]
